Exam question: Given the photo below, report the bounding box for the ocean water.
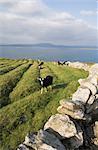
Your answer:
[0,45,98,63]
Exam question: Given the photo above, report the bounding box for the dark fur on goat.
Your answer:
[58,61,64,65]
[38,62,44,66]
[38,66,44,70]
[63,61,68,65]
[58,61,68,65]
[38,62,44,69]
[37,75,53,93]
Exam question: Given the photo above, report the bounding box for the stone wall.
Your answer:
[65,61,90,71]
[17,63,98,150]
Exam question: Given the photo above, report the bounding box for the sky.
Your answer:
[0,0,97,46]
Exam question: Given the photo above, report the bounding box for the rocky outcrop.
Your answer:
[72,87,91,104]
[57,100,85,120]
[65,61,90,71]
[44,114,77,139]
[17,63,98,150]
[18,129,65,150]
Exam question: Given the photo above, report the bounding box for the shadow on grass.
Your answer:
[53,83,68,90]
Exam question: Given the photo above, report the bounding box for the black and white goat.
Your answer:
[38,62,44,69]
[58,61,68,65]
[58,61,63,65]
[37,75,53,94]
[63,61,68,65]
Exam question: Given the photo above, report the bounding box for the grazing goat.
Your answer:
[63,61,67,65]
[38,61,44,69]
[37,75,53,94]
[38,65,43,70]
[58,61,64,65]
[39,62,44,66]
[58,61,68,65]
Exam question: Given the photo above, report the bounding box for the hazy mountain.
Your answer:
[0,43,97,48]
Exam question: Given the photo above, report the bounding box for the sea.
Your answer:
[0,45,98,63]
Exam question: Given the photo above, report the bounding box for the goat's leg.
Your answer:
[41,88,44,94]
[50,85,52,90]
[45,87,47,92]
[49,85,52,91]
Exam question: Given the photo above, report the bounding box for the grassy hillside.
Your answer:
[0,58,89,150]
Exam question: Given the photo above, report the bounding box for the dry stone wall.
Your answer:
[17,63,98,150]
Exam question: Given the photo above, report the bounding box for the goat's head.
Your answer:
[37,77,42,81]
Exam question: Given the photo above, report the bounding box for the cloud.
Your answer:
[80,10,97,16]
[0,0,97,46]
[0,0,17,7]
[0,0,15,3]
[8,0,48,16]
[0,0,48,17]
[0,0,16,2]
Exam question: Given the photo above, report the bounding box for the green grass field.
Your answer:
[0,58,89,150]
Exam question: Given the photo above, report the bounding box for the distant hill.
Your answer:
[0,43,97,48]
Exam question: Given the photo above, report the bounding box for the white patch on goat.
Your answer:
[41,80,43,86]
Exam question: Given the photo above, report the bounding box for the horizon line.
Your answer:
[0,43,97,48]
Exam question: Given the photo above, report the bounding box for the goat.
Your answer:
[38,61,44,69]
[63,61,68,65]
[38,62,44,66]
[58,61,68,65]
[64,61,70,66]
[38,65,44,70]
[58,61,64,65]
[37,75,53,94]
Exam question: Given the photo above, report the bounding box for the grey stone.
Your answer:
[95,94,98,99]
[72,87,91,104]
[80,82,97,95]
[37,130,65,150]
[24,130,65,150]
[59,99,85,111]
[78,75,98,87]
[44,114,77,139]
[63,134,83,149]
[88,75,98,86]
[68,62,89,71]
[57,105,85,120]
[94,121,98,146]
[89,64,98,76]
[87,95,95,105]
[86,98,98,114]
[39,143,57,150]
[23,133,36,149]
[17,144,29,150]
[62,120,83,149]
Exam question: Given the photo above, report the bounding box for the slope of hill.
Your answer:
[0,58,89,150]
